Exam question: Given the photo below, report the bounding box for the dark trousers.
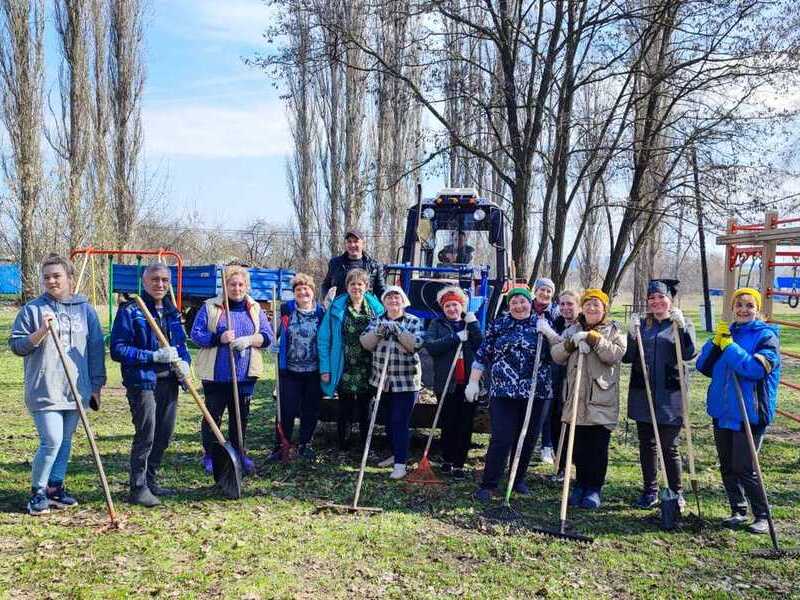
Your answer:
[439,384,476,468]
[277,370,322,447]
[126,378,178,490]
[713,425,768,517]
[481,395,550,490]
[573,425,611,491]
[384,391,417,463]
[636,421,682,494]
[337,390,372,450]
[200,382,251,453]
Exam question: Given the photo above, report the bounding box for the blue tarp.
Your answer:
[0,264,20,295]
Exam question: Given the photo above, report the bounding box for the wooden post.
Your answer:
[762,211,778,320]
[723,218,737,322]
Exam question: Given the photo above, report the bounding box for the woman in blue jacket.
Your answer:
[318,268,384,450]
[696,287,780,534]
[623,279,697,510]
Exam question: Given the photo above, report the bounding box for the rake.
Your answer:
[271,283,294,463]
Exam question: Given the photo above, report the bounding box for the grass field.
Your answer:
[1,300,799,599]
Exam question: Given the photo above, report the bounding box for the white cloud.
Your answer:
[156,0,274,48]
[143,100,291,159]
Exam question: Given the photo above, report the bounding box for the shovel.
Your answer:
[405,342,463,487]
[47,322,120,529]
[635,320,679,530]
[131,295,242,499]
[484,333,543,523]
[731,374,800,559]
[673,321,702,524]
[316,346,392,514]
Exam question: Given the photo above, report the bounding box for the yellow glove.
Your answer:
[714,320,731,349]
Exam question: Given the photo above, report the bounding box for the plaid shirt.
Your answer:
[365,313,425,392]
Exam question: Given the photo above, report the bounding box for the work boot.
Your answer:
[147,480,176,497]
[46,483,78,509]
[747,518,770,535]
[128,486,161,507]
[27,488,50,516]
[722,512,748,528]
[633,491,658,509]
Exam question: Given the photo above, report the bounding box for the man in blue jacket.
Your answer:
[111,263,191,507]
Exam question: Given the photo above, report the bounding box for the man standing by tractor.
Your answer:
[321,229,386,304]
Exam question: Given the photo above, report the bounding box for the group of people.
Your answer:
[11,231,781,536]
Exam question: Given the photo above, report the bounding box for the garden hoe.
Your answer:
[484,333,543,524]
[48,322,120,529]
[635,321,679,531]
[132,295,242,499]
[315,349,392,515]
[527,350,593,543]
[221,267,247,466]
[271,283,294,463]
[405,342,463,487]
[673,321,703,526]
[731,374,800,559]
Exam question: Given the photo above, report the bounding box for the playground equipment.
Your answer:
[717,211,800,426]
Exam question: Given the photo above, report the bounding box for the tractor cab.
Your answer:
[387,187,511,330]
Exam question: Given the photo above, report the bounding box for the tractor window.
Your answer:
[434,229,496,276]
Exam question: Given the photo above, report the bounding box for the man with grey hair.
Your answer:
[110,262,191,507]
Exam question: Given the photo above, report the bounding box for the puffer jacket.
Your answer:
[473,312,553,401]
[622,316,697,426]
[551,316,627,429]
[695,319,780,431]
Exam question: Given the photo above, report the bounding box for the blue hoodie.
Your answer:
[695,319,780,431]
[317,292,384,397]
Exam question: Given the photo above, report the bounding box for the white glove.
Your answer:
[627,314,640,337]
[173,360,191,381]
[578,341,591,354]
[670,308,686,329]
[152,346,179,363]
[464,312,478,324]
[231,335,257,352]
[536,318,556,340]
[464,381,480,403]
[456,329,469,342]
[571,331,588,346]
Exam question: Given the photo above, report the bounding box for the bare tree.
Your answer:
[0,0,45,300]
[108,0,144,248]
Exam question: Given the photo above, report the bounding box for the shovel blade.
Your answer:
[211,441,243,499]
[659,488,680,531]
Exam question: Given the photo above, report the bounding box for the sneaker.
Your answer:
[27,489,50,516]
[389,464,407,480]
[722,512,748,528]
[633,491,658,509]
[297,445,316,461]
[451,467,466,480]
[202,453,213,474]
[513,481,530,496]
[46,484,78,509]
[568,486,584,507]
[540,446,554,465]
[128,486,161,508]
[473,487,495,503]
[378,455,395,468]
[580,489,602,509]
[747,518,770,535]
[440,462,453,474]
[676,491,687,513]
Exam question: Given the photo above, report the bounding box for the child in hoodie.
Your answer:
[9,254,106,515]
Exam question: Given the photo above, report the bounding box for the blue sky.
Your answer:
[143,0,292,227]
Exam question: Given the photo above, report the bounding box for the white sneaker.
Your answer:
[389,464,407,479]
[540,446,554,465]
[378,455,395,468]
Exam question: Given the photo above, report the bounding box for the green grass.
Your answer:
[1,303,799,599]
